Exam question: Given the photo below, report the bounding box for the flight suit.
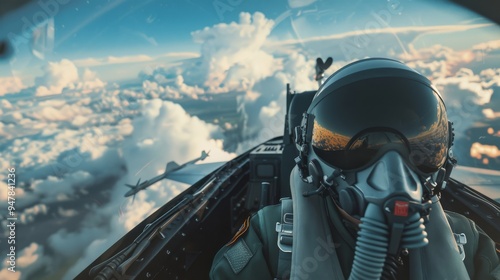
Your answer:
[210,197,500,280]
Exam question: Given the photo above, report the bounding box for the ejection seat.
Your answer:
[280,90,316,199]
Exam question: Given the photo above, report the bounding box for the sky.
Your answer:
[0,0,499,279]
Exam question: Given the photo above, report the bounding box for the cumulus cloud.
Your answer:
[34,59,106,96]
[135,12,320,153]
[190,12,280,93]
[138,12,282,100]
[79,69,106,93]
[34,59,79,96]
[0,76,25,96]
[0,243,49,280]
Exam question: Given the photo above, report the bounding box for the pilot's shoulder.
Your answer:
[444,211,478,234]
[209,205,280,280]
[444,210,480,242]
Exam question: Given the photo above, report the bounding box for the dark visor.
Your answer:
[310,77,449,173]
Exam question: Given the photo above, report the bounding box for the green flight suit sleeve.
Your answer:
[210,204,281,280]
[445,211,500,280]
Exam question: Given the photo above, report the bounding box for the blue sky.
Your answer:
[2,0,497,81]
[50,0,488,56]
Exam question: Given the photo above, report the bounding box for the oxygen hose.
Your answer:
[349,203,389,280]
[349,204,429,280]
[401,213,428,249]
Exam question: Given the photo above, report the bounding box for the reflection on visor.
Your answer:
[310,78,449,173]
[313,125,448,173]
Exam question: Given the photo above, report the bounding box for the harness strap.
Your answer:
[275,198,293,280]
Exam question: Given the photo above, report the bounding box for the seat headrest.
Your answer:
[287,91,316,139]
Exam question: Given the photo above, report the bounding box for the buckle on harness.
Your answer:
[276,198,293,253]
[276,220,293,253]
[454,233,467,261]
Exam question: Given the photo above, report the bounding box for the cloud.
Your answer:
[0,243,49,280]
[34,59,79,96]
[142,75,204,99]
[34,59,106,96]
[402,44,475,78]
[472,39,500,53]
[1,99,14,109]
[0,76,25,96]
[73,52,199,68]
[79,69,106,93]
[0,88,136,280]
[470,142,500,160]
[189,12,280,93]
[159,52,200,59]
[19,204,48,224]
[483,108,500,119]
[31,103,93,122]
[30,171,93,204]
[0,267,20,280]
[74,54,154,67]
[49,227,108,258]
[435,68,494,106]
[122,99,235,168]
[137,12,311,147]
[0,105,130,208]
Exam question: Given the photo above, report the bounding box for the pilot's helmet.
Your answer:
[304,58,451,176]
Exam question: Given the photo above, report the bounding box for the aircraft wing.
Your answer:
[166,161,180,172]
[451,165,500,203]
[164,162,226,185]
